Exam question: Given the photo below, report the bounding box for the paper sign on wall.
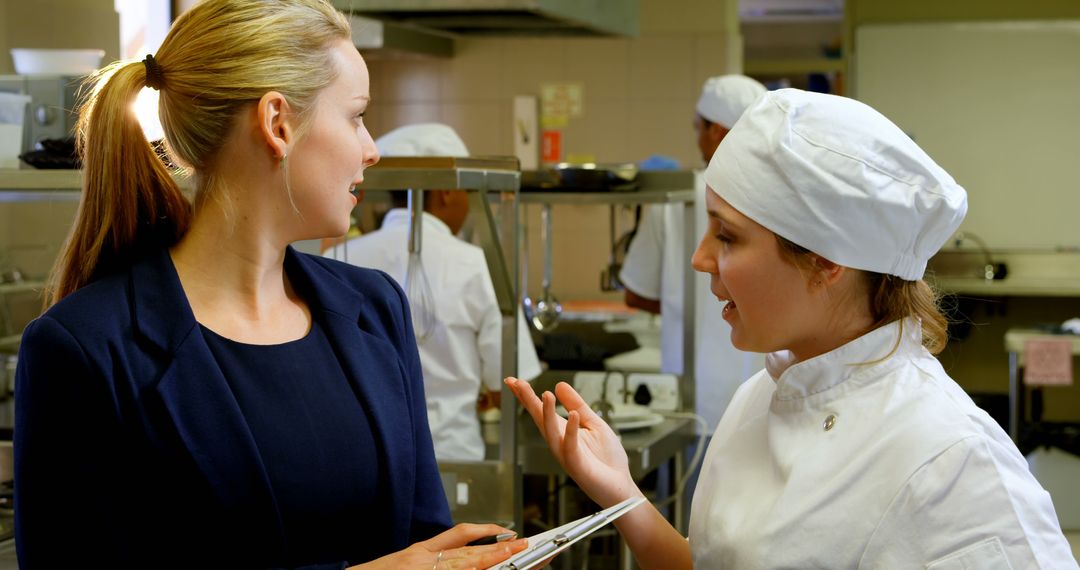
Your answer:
[540,82,583,129]
[1023,338,1074,386]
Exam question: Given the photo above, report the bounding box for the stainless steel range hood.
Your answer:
[334,0,640,38]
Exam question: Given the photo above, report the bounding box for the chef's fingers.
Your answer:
[554,381,603,424]
[504,377,545,431]
[564,409,582,461]
[542,390,568,461]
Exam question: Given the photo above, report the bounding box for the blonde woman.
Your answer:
[14,1,524,568]
[506,89,1078,568]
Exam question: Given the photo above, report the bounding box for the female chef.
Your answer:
[506,88,1078,568]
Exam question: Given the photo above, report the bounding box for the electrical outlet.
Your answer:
[572,371,624,406]
[572,371,680,412]
[625,373,680,412]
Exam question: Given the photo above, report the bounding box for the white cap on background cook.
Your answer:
[695,75,768,129]
[704,88,967,281]
[375,123,469,157]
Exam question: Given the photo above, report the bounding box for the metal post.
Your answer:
[1009,350,1019,443]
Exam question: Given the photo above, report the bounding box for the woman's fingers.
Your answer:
[541,391,568,461]
[554,382,592,416]
[555,381,610,430]
[423,523,515,550]
[504,377,545,431]
[563,410,581,461]
[440,539,529,569]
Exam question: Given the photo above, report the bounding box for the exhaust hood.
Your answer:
[333,0,640,38]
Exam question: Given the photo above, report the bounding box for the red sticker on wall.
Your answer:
[541,130,562,164]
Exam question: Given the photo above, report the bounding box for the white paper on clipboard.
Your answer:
[485,496,646,570]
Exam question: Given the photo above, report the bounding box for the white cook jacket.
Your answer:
[689,318,1078,569]
[618,171,764,430]
[326,209,542,461]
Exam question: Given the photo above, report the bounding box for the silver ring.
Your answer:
[432,550,444,570]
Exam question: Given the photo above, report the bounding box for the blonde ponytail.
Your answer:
[46,61,190,307]
[866,274,949,354]
[44,0,351,307]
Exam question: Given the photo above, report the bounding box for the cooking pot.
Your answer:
[523,163,639,192]
[554,162,638,191]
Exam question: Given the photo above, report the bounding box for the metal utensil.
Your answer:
[404,189,436,341]
[531,203,561,332]
[521,204,537,328]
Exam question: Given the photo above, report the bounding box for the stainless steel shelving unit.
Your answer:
[518,170,698,549]
[358,156,526,529]
[518,170,699,426]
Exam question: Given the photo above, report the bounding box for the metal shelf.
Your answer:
[519,170,696,205]
[0,169,194,202]
[0,281,44,295]
[520,188,694,205]
[362,156,521,192]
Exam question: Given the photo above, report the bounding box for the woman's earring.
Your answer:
[279,153,287,166]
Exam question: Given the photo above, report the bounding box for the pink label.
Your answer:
[1024,338,1074,386]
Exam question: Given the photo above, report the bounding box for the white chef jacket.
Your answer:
[618,171,765,430]
[689,319,1078,569]
[326,209,542,461]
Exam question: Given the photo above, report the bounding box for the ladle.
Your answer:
[531,203,561,332]
[521,204,536,328]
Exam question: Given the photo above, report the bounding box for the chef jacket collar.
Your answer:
[765,318,923,410]
[381,208,453,237]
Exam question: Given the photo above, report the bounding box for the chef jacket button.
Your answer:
[823,414,837,431]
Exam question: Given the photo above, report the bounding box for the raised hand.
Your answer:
[505,378,643,508]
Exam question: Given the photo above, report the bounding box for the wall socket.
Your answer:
[572,372,680,412]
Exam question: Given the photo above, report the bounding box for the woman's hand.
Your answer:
[505,378,642,508]
[351,523,527,569]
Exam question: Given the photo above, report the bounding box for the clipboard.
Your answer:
[485,496,646,570]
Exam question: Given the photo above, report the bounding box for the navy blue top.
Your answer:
[15,247,451,570]
[202,320,390,566]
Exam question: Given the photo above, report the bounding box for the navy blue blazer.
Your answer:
[14,247,452,569]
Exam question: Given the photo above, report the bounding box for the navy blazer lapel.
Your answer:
[286,249,416,543]
[131,250,286,550]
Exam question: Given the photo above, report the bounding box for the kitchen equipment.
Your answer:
[522,163,639,192]
[0,74,82,156]
[531,203,561,332]
[555,162,638,191]
[404,189,436,341]
[600,205,641,291]
[520,204,537,329]
[10,48,104,75]
[332,0,639,37]
[0,91,30,168]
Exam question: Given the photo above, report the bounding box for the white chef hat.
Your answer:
[695,75,768,129]
[375,123,469,157]
[705,88,967,281]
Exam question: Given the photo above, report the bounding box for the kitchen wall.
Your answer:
[361,0,741,301]
[849,0,1080,416]
[0,0,120,74]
